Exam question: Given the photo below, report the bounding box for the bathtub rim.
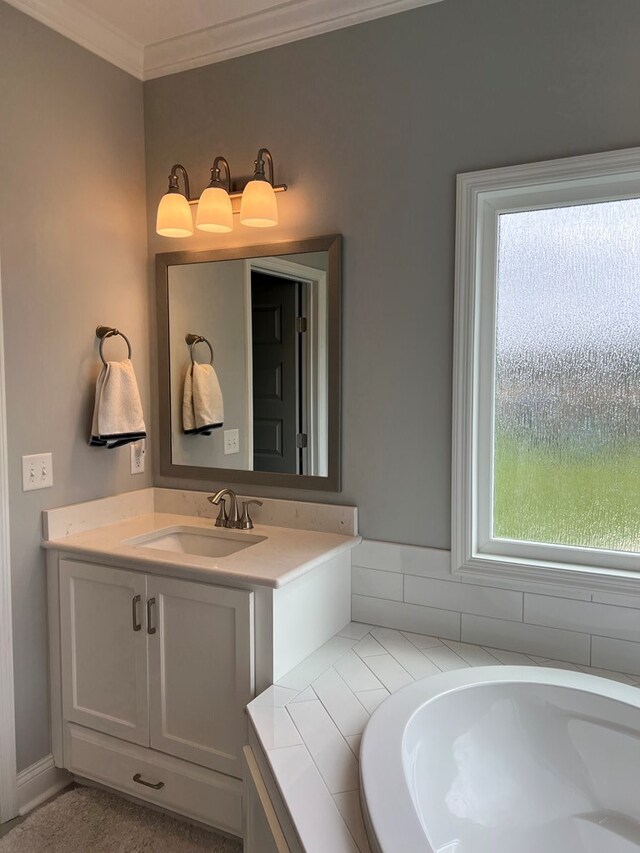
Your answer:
[359,664,640,853]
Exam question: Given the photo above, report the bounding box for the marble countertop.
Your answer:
[247,622,640,853]
[42,511,359,589]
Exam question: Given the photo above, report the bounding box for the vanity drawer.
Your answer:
[67,723,243,835]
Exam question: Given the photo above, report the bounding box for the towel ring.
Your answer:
[185,333,214,366]
[96,325,132,366]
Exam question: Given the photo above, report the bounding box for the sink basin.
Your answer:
[127,526,266,558]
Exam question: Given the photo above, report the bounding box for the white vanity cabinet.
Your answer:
[59,559,253,776]
[44,500,356,841]
[54,557,254,834]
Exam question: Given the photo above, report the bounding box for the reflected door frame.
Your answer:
[243,257,328,477]
[0,254,17,822]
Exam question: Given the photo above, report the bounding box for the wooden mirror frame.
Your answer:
[156,234,341,491]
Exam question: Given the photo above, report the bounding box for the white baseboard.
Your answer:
[17,754,71,816]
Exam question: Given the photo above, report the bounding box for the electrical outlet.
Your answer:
[224,429,240,455]
[22,452,53,491]
[130,440,146,474]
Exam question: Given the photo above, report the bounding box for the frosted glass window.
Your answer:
[494,200,640,553]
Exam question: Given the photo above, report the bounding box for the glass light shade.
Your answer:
[240,180,278,227]
[156,192,193,237]
[195,186,233,233]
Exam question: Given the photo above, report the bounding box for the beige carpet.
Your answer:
[0,786,242,852]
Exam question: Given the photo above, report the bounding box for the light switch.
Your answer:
[22,453,53,491]
[224,429,240,455]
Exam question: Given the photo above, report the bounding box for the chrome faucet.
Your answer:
[207,490,264,530]
[207,488,240,529]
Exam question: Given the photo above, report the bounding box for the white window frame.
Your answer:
[452,147,640,595]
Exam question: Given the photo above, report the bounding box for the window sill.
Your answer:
[454,552,640,596]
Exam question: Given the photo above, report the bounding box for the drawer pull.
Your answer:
[133,773,164,790]
[147,597,156,635]
[132,595,142,632]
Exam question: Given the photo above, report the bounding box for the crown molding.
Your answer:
[144,0,444,80]
[3,0,144,79]
[4,0,444,81]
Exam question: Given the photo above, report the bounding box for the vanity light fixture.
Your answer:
[195,157,233,233]
[156,164,194,238]
[239,148,279,228]
[155,148,287,238]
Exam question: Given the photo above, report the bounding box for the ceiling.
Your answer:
[4,0,443,80]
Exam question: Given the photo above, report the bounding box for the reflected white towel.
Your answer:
[182,362,224,435]
[89,359,146,448]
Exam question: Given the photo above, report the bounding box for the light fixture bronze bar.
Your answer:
[186,183,288,206]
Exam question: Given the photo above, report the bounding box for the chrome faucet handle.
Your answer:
[239,500,263,530]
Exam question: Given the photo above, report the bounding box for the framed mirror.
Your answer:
[156,235,341,491]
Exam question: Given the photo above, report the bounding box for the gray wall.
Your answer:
[144,0,640,547]
[0,2,150,770]
[286,252,328,272]
[169,261,249,468]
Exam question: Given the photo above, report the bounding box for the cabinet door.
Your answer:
[147,576,254,778]
[59,559,149,746]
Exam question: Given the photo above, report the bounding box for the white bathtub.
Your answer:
[360,666,640,853]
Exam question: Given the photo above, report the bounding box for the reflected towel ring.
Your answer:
[96,325,132,366]
[185,333,214,366]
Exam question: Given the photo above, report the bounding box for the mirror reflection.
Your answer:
[168,251,330,476]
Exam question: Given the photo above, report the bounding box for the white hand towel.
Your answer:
[182,362,224,436]
[90,359,146,448]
